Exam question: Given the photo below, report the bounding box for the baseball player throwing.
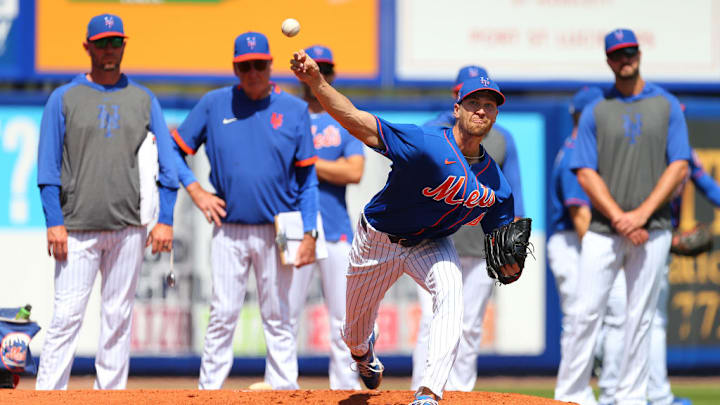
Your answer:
[36,14,178,390]
[292,50,530,405]
[555,28,691,405]
[171,32,318,390]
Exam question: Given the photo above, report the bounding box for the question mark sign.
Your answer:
[2,117,38,224]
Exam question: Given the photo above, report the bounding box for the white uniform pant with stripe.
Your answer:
[411,256,494,391]
[199,224,302,390]
[343,216,463,399]
[36,226,146,390]
[596,260,675,405]
[288,240,360,390]
[555,229,671,405]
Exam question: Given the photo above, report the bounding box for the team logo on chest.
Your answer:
[271,112,283,129]
[623,108,642,144]
[312,124,342,148]
[422,176,495,208]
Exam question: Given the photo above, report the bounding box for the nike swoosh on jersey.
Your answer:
[222,118,237,124]
[445,159,456,164]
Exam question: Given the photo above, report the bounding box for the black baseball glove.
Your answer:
[670,223,713,257]
[485,218,532,285]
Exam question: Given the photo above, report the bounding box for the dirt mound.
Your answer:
[1,389,576,404]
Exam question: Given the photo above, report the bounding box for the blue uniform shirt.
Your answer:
[172,84,319,230]
[549,133,590,236]
[423,110,524,216]
[312,112,364,242]
[670,149,720,228]
[364,117,514,240]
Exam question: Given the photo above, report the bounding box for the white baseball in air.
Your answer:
[281,18,300,37]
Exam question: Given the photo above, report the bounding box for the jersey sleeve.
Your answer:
[477,158,515,233]
[293,107,318,167]
[373,115,423,164]
[689,150,720,207]
[294,106,319,230]
[569,101,600,171]
[172,94,209,156]
[497,129,525,217]
[665,94,691,163]
[148,95,179,226]
[37,86,70,228]
[560,166,590,208]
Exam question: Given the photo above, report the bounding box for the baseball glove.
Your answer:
[485,218,532,285]
[670,223,713,257]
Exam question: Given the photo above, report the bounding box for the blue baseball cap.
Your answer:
[569,86,604,115]
[605,28,639,54]
[86,14,127,41]
[454,65,489,93]
[456,76,505,106]
[233,32,273,63]
[305,45,334,65]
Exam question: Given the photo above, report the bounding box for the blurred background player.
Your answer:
[35,13,178,390]
[412,65,525,391]
[289,44,364,390]
[170,32,319,390]
[547,86,600,402]
[293,49,520,405]
[555,28,691,405]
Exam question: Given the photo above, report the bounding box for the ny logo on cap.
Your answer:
[614,30,624,40]
[313,47,323,56]
[468,67,479,77]
[104,16,114,28]
[246,37,256,50]
[479,77,491,86]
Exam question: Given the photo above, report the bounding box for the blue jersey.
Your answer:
[172,84,319,230]
[423,110,524,216]
[364,117,514,241]
[670,149,720,228]
[549,133,590,236]
[312,112,365,242]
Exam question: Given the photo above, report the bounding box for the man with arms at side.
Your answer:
[292,51,530,405]
[36,14,177,390]
[171,32,318,390]
[412,65,526,391]
[548,86,601,404]
[289,44,363,390]
[555,28,691,405]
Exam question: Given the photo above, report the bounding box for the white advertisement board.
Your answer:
[396,0,720,83]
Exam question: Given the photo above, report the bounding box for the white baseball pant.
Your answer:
[198,223,303,390]
[411,256,494,391]
[36,226,146,390]
[596,259,675,405]
[343,215,463,399]
[288,240,360,390]
[555,229,671,405]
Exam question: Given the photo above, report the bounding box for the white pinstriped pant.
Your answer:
[36,226,146,390]
[198,223,301,390]
[555,229,671,405]
[412,256,494,391]
[288,240,360,390]
[343,215,463,399]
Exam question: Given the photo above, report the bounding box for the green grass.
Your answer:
[475,380,720,405]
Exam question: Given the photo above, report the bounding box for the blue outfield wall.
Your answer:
[6,93,720,376]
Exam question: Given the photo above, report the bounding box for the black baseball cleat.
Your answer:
[352,328,384,389]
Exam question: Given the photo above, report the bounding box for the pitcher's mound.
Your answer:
[1,389,577,404]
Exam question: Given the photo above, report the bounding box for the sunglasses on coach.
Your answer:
[91,37,125,49]
[608,46,639,62]
[237,60,269,72]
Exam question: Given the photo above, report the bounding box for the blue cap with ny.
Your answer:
[456,76,505,106]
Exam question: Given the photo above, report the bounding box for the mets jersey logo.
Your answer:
[271,112,283,129]
[312,124,342,148]
[98,104,120,138]
[623,109,642,144]
[422,176,495,209]
[246,36,256,50]
[1,332,30,371]
[104,16,114,28]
